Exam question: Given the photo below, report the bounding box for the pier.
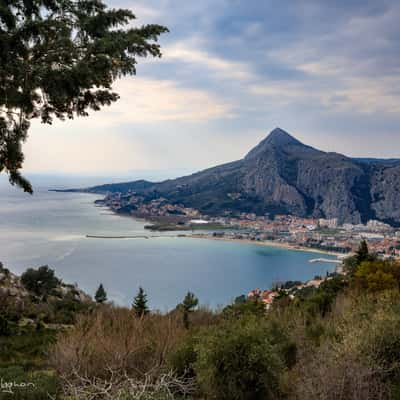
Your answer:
[309,258,340,264]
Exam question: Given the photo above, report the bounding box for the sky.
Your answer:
[24,0,400,178]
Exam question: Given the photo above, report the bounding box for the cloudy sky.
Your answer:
[24,0,400,178]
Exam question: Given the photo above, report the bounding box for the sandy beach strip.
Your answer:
[188,234,347,258]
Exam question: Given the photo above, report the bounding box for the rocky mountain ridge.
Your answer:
[78,128,400,226]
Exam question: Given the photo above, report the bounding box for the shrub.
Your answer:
[357,294,400,384]
[52,306,186,380]
[289,343,389,400]
[319,275,348,296]
[169,335,198,379]
[293,275,348,319]
[52,306,197,399]
[51,294,92,324]
[304,321,325,346]
[354,260,400,292]
[194,316,290,400]
[288,291,400,400]
[222,298,266,319]
[21,266,60,299]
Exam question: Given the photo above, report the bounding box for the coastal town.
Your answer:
[96,191,400,260]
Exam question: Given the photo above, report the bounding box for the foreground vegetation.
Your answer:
[2,243,400,399]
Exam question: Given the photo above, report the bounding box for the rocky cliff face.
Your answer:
[370,165,400,225]
[87,128,400,226]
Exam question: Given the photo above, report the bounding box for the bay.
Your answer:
[0,183,337,310]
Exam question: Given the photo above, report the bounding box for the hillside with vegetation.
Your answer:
[2,242,400,399]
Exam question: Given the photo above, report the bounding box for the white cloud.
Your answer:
[250,74,400,114]
[109,77,235,122]
[43,77,234,128]
[329,77,400,113]
[164,41,254,81]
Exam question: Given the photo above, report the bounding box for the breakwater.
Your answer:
[86,235,150,239]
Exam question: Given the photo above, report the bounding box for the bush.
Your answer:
[222,298,266,319]
[319,275,348,296]
[290,343,389,400]
[293,275,348,319]
[52,306,186,380]
[51,295,92,324]
[358,294,400,383]
[354,260,400,291]
[288,291,400,400]
[304,321,325,346]
[21,266,60,299]
[52,306,197,399]
[194,316,290,400]
[169,335,198,379]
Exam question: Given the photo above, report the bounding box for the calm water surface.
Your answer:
[0,185,336,310]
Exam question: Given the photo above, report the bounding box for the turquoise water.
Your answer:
[0,184,336,310]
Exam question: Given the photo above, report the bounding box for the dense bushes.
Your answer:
[53,303,296,400]
[52,307,187,379]
[354,260,400,291]
[51,306,198,399]
[50,294,93,324]
[288,291,400,400]
[194,317,292,400]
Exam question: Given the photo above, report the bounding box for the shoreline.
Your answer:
[189,234,347,258]
[87,198,347,258]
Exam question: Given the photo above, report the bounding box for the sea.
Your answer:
[0,175,337,310]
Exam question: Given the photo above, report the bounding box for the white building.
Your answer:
[319,218,338,229]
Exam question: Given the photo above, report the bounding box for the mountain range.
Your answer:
[81,128,400,226]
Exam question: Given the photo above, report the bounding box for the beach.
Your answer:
[189,233,347,258]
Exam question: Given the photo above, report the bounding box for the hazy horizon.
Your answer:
[20,127,400,186]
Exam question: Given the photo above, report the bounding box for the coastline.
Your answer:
[88,199,347,258]
[189,234,346,258]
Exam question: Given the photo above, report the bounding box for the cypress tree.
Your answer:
[181,291,199,329]
[132,287,149,317]
[95,283,107,304]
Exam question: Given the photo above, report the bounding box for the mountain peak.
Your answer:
[245,128,303,160]
[265,128,301,145]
